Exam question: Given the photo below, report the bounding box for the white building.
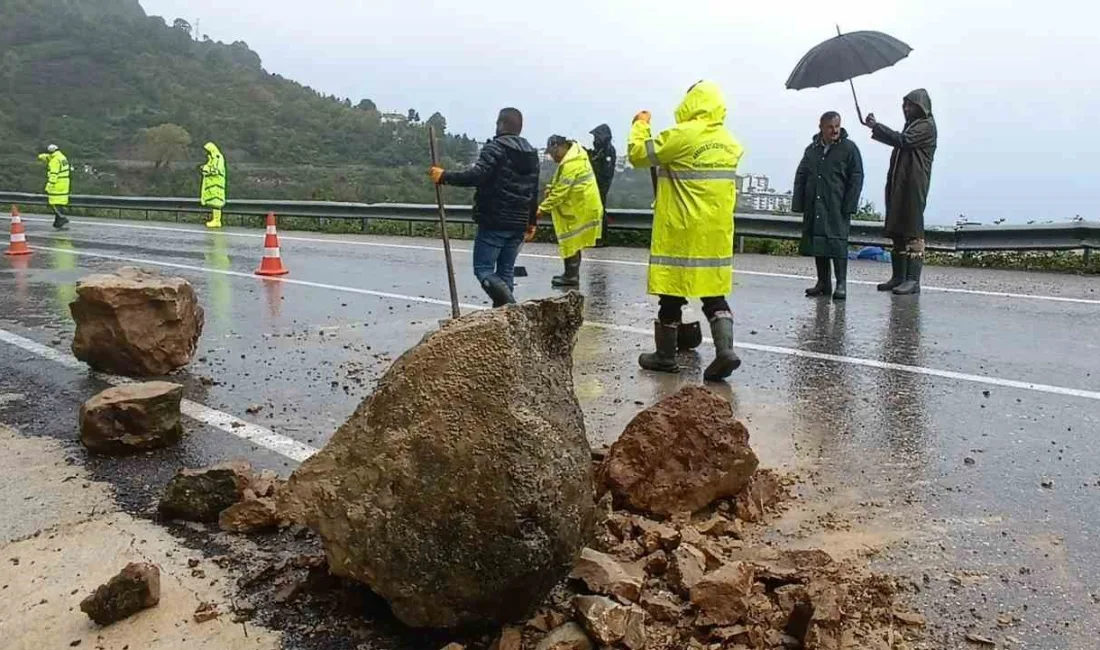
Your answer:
[379,111,408,124]
[741,174,770,194]
[741,190,793,213]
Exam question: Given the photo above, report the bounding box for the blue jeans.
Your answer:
[473,228,525,292]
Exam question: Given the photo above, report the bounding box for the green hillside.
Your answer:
[0,0,476,202]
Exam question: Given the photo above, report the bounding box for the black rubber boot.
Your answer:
[832,257,848,301]
[703,313,741,382]
[877,253,906,291]
[805,257,831,297]
[481,275,516,307]
[893,256,923,295]
[638,321,680,373]
[52,213,69,229]
[677,321,702,351]
[551,253,581,287]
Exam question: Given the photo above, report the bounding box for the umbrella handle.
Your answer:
[836,24,865,125]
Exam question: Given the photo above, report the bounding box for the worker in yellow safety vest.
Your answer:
[200,142,227,228]
[37,144,70,229]
[537,135,604,287]
[628,80,745,382]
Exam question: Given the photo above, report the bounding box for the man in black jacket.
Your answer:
[430,108,541,307]
[585,124,616,246]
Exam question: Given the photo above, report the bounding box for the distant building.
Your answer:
[379,111,408,124]
[741,174,771,194]
[741,188,793,213]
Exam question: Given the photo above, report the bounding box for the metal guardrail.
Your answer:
[1,191,1096,253]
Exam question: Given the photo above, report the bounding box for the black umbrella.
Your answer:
[786,27,912,123]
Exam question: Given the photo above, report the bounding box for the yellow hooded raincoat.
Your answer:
[539,142,604,259]
[200,142,227,209]
[38,150,71,206]
[628,81,744,298]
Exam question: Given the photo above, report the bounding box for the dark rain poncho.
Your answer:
[872,89,938,240]
[792,128,864,259]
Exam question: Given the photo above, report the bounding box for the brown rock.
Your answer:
[193,601,221,623]
[218,496,279,533]
[668,543,707,594]
[725,547,834,584]
[622,605,647,650]
[250,469,281,498]
[491,626,523,650]
[79,562,161,625]
[635,518,681,552]
[603,386,759,515]
[536,622,594,650]
[79,382,184,454]
[440,645,466,650]
[690,562,754,627]
[893,610,926,627]
[70,267,204,376]
[734,469,786,523]
[279,295,595,628]
[965,634,996,647]
[570,547,644,602]
[711,624,749,643]
[159,461,254,522]
[527,608,569,633]
[643,550,668,576]
[639,590,683,623]
[573,595,630,645]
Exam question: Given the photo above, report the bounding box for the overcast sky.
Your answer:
[141,0,1097,225]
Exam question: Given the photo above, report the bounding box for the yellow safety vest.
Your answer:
[43,151,71,206]
[201,142,227,208]
[539,142,603,259]
[628,81,744,298]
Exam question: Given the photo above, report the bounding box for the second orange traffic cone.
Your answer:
[255,212,289,276]
[5,206,33,257]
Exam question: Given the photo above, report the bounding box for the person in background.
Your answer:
[539,135,603,287]
[37,144,70,229]
[628,80,745,382]
[585,124,616,246]
[200,142,227,229]
[865,89,937,295]
[430,108,540,307]
[793,111,864,300]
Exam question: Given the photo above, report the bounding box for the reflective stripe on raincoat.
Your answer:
[40,151,71,206]
[200,142,227,208]
[539,141,603,259]
[628,81,744,298]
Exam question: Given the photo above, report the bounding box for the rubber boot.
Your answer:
[832,257,848,301]
[481,274,516,307]
[703,312,741,382]
[52,212,69,230]
[805,257,831,297]
[877,253,906,291]
[677,321,702,351]
[638,321,680,374]
[205,209,222,229]
[893,256,923,295]
[551,252,581,287]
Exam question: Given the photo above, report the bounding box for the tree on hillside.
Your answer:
[855,200,883,222]
[140,123,192,169]
[357,98,377,112]
[172,18,192,37]
[407,109,420,123]
[426,112,447,134]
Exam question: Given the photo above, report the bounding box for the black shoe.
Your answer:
[805,257,831,297]
[832,257,848,301]
[53,216,69,230]
[481,275,516,307]
[893,256,923,295]
[639,321,680,373]
[551,253,581,288]
[877,253,906,291]
[703,313,741,382]
[677,321,702,351]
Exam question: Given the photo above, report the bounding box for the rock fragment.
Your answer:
[79,382,183,453]
[79,563,160,625]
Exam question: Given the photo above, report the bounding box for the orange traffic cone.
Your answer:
[255,212,289,276]
[4,206,33,257]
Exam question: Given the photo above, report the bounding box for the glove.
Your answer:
[429,166,445,184]
[525,225,537,242]
[633,110,651,124]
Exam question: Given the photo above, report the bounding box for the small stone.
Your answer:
[245,404,263,415]
[643,550,669,576]
[187,558,200,568]
[996,614,1014,626]
[690,562,754,627]
[965,634,996,646]
[894,610,927,627]
[1041,480,1054,489]
[193,602,221,623]
[80,563,160,625]
[218,497,279,533]
[570,548,644,602]
[535,622,594,650]
[668,543,707,595]
[964,457,976,466]
[639,590,682,623]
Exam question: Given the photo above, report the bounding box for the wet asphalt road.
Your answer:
[3,214,1100,648]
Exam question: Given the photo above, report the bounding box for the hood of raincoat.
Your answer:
[674,80,727,125]
[590,124,612,146]
[204,142,222,157]
[904,89,932,119]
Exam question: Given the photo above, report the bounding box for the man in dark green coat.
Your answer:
[793,111,864,300]
[865,89,937,295]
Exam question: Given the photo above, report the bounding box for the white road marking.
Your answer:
[21,216,1100,306]
[0,327,319,462]
[25,244,1100,403]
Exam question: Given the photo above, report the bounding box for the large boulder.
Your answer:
[79,381,184,453]
[603,386,758,515]
[70,266,204,376]
[280,294,595,628]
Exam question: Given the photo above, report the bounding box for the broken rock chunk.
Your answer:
[536,622,594,650]
[690,562,755,627]
[79,382,184,454]
[218,496,279,533]
[734,469,787,523]
[570,547,644,603]
[603,386,759,515]
[79,562,160,625]
[668,543,708,595]
[159,461,254,522]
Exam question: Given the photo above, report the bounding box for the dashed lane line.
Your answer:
[23,244,1100,403]
[0,327,319,462]
[21,216,1100,306]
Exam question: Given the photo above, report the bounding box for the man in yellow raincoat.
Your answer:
[537,135,603,287]
[37,144,70,229]
[200,142,227,229]
[628,80,745,382]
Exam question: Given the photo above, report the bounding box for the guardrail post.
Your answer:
[737,236,745,254]
[1085,247,1092,265]
[408,221,414,237]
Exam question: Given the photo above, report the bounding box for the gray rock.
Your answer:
[159,461,254,522]
[280,295,595,628]
[79,382,183,454]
